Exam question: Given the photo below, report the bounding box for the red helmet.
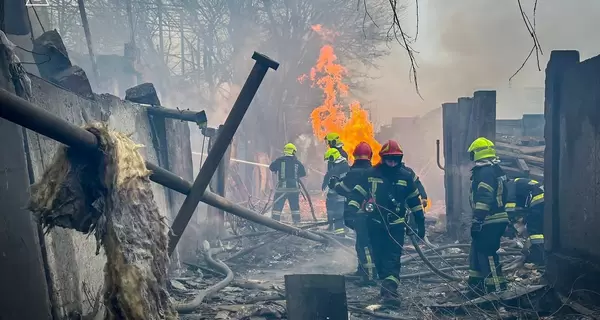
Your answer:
[353,142,373,160]
[379,140,404,157]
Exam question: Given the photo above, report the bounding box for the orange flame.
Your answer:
[299,25,382,164]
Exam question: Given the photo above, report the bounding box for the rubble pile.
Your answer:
[169,220,556,319]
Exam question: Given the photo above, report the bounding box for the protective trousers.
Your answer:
[468,222,509,295]
[524,204,545,267]
[353,215,377,281]
[326,198,346,235]
[272,191,301,224]
[368,217,405,300]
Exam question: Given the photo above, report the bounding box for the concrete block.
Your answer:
[125,82,161,106]
[33,30,72,80]
[50,65,93,98]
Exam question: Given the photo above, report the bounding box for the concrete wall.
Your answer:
[26,75,195,318]
[544,51,600,305]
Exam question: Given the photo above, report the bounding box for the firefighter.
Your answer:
[269,143,307,224]
[466,137,509,297]
[322,147,350,235]
[346,140,425,305]
[324,132,349,160]
[329,142,375,283]
[505,178,545,267]
[401,162,429,231]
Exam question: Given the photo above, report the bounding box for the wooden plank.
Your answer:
[442,102,458,237]
[285,274,348,320]
[495,141,545,155]
[497,149,544,165]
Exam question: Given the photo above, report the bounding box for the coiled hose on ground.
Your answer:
[175,247,235,314]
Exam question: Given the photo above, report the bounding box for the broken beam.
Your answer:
[146,107,207,128]
[0,90,325,246]
[168,52,280,255]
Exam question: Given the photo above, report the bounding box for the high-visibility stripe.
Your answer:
[336,182,352,193]
[368,177,383,183]
[487,256,501,291]
[354,185,368,197]
[529,180,539,185]
[396,180,407,186]
[334,228,345,234]
[365,247,374,280]
[348,200,361,209]
[469,270,483,278]
[529,234,544,240]
[409,205,423,212]
[530,193,544,206]
[475,202,490,211]
[483,212,509,224]
[408,189,419,198]
[505,203,516,208]
[478,182,494,193]
[390,217,405,225]
[496,178,504,207]
[385,275,400,285]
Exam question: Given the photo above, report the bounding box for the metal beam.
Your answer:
[168,52,279,255]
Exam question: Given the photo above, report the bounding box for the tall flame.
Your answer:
[299,24,382,164]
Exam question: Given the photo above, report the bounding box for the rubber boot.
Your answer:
[463,277,486,300]
[291,212,301,226]
[380,279,400,307]
[271,212,281,222]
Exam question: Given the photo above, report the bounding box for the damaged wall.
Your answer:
[25,75,196,317]
[544,51,600,305]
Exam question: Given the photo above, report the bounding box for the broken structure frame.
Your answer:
[0,52,327,257]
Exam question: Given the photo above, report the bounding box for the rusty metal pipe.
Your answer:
[146,107,207,128]
[436,139,445,171]
[0,87,326,246]
[168,52,279,255]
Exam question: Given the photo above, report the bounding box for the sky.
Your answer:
[361,0,600,122]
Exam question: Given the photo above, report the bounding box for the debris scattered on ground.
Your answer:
[29,123,177,320]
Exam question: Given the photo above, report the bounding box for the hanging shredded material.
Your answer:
[28,123,177,320]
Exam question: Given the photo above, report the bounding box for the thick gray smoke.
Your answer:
[364,0,600,121]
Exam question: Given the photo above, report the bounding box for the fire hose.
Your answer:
[175,247,235,313]
[263,181,317,221]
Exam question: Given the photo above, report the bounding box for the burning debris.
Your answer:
[28,123,177,320]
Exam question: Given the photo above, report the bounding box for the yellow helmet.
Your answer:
[324,148,342,162]
[324,132,342,147]
[467,137,496,161]
[283,143,297,156]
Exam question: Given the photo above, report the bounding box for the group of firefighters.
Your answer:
[268,133,545,305]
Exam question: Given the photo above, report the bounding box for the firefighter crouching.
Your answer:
[506,178,545,267]
[329,142,375,283]
[346,140,426,305]
[268,143,307,225]
[323,148,350,235]
[466,137,509,297]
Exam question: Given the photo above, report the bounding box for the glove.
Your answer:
[421,198,429,208]
[321,180,327,191]
[328,176,340,190]
[470,219,484,238]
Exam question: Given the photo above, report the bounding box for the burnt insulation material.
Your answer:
[28,124,178,320]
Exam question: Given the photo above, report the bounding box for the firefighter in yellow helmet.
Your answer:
[268,143,307,224]
[466,137,509,297]
[505,178,545,268]
[324,132,349,160]
[322,147,350,235]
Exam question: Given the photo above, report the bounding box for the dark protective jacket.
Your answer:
[401,163,428,199]
[470,160,509,225]
[323,158,350,200]
[333,159,372,198]
[505,178,544,220]
[346,164,425,227]
[269,155,307,191]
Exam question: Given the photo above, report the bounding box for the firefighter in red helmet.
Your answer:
[329,142,375,284]
[345,140,426,305]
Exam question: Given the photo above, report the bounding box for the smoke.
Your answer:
[362,0,600,121]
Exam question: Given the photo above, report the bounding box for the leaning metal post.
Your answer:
[168,52,280,255]
[0,86,326,246]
